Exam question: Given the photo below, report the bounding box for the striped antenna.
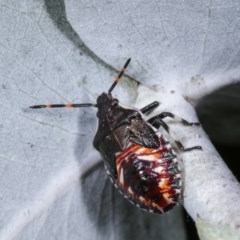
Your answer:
[108,58,131,94]
[30,58,131,109]
[29,103,96,109]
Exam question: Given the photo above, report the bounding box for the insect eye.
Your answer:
[111,98,119,106]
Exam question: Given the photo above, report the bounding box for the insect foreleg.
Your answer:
[151,112,200,126]
[140,101,159,115]
[147,115,202,152]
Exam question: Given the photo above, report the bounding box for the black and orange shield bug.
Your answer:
[30,58,202,214]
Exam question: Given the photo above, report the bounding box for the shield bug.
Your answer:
[30,58,202,214]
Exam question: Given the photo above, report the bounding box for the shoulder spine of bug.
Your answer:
[30,58,202,214]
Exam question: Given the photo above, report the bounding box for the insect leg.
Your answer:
[140,101,159,115]
[148,115,202,152]
[151,112,200,126]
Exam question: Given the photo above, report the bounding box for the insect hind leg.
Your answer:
[148,114,202,152]
[140,101,159,115]
[174,140,202,152]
